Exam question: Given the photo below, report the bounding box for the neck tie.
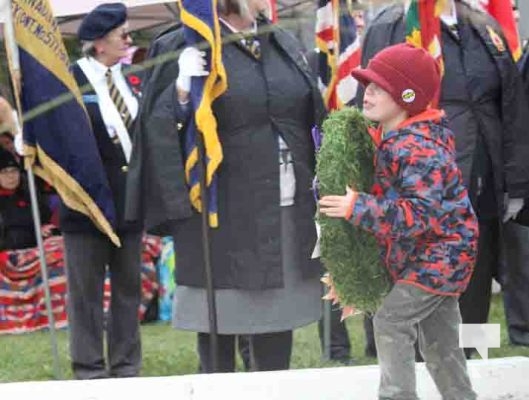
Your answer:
[448,24,459,39]
[106,69,133,132]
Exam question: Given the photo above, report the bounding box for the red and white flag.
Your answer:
[316,0,361,110]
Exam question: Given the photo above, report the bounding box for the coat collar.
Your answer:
[369,108,447,147]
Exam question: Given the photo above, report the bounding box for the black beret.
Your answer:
[0,148,20,171]
[78,3,127,41]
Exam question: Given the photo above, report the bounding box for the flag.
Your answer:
[405,0,444,71]
[5,0,119,246]
[269,0,278,23]
[316,0,361,111]
[480,0,522,61]
[405,0,444,106]
[178,0,227,228]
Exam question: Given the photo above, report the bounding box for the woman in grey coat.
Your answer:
[126,0,325,372]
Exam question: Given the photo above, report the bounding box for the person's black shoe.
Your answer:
[331,357,356,366]
[364,346,377,358]
[509,329,529,347]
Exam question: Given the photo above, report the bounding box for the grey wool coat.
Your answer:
[125,19,326,290]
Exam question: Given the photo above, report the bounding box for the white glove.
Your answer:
[12,110,24,156]
[14,133,24,156]
[176,47,209,93]
[503,197,524,222]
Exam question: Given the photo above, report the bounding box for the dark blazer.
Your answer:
[513,44,529,226]
[59,62,142,234]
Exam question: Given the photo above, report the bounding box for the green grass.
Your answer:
[1,294,528,383]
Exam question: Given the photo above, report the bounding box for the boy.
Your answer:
[319,43,478,400]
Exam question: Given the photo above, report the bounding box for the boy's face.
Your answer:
[363,82,405,124]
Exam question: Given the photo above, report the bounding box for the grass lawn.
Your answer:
[1,294,528,383]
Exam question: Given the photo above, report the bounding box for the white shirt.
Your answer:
[279,135,296,207]
[440,0,458,27]
[77,57,138,162]
[218,17,258,39]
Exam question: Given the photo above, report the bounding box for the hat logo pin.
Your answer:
[402,89,416,103]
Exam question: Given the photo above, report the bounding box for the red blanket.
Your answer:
[0,235,161,335]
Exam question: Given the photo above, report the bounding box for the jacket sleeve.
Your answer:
[125,30,193,233]
[348,140,445,240]
[503,49,529,198]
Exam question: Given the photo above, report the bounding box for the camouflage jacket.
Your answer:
[349,109,479,295]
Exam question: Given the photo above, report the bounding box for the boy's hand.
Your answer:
[319,187,358,219]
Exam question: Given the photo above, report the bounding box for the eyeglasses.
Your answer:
[118,31,131,40]
[365,83,385,96]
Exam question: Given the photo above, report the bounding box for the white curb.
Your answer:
[0,356,528,399]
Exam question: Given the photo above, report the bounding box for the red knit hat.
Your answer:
[352,43,441,116]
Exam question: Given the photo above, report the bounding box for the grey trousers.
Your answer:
[63,231,143,379]
[373,283,476,400]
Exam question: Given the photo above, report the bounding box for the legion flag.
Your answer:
[5,0,119,246]
[178,0,227,228]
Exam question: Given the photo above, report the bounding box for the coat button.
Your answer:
[177,122,184,131]
[121,165,128,172]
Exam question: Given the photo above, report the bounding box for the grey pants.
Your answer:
[373,283,476,400]
[63,231,143,379]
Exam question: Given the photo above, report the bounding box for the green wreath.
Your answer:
[316,107,391,312]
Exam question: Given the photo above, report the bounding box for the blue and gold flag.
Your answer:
[6,0,119,246]
[178,0,227,228]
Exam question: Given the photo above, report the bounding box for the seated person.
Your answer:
[0,148,53,251]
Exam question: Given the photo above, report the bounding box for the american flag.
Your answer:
[316,0,361,110]
[179,0,227,228]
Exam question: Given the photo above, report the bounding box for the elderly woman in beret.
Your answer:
[61,3,143,379]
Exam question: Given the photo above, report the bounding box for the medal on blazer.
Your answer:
[486,26,506,53]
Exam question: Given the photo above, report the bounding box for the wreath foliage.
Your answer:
[316,107,391,312]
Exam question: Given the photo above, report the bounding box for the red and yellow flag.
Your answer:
[482,0,522,61]
[405,0,444,107]
[405,0,444,72]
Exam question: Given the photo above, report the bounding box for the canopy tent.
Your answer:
[0,1,317,37]
[0,1,180,35]
[54,0,179,36]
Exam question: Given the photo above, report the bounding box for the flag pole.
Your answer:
[196,132,219,372]
[2,0,62,380]
[323,293,332,361]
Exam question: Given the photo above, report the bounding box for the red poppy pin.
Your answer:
[127,74,142,96]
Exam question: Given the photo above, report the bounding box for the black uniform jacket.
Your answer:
[59,62,142,235]
[125,19,326,290]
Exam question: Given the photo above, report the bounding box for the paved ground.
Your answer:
[1,357,528,399]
